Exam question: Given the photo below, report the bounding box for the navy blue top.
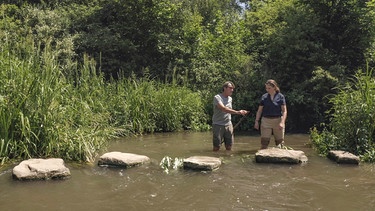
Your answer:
[260,92,286,117]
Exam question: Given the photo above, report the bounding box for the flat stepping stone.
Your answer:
[327,150,360,164]
[12,158,71,180]
[183,156,221,171]
[98,152,150,168]
[255,148,308,164]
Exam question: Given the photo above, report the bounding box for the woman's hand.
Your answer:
[254,121,259,130]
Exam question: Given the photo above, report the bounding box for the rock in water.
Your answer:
[183,156,222,171]
[98,151,150,168]
[255,148,308,164]
[12,158,71,180]
[327,150,360,164]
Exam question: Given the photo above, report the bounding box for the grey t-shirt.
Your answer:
[212,94,232,126]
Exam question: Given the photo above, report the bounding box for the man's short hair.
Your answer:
[222,81,235,91]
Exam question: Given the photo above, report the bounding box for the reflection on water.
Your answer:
[1,132,375,211]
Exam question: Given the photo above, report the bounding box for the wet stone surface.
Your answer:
[327,150,360,164]
[12,158,71,180]
[98,151,150,168]
[183,156,222,171]
[255,148,308,164]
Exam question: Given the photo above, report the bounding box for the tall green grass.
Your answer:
[310,68,375,161]
[107,77,210,134]
[0,4,209,165]
[0,34,209,165]
[0,35,110,163]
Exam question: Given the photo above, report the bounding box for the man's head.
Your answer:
[222,81,235,97]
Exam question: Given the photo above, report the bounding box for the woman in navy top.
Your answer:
[254,79,287,149]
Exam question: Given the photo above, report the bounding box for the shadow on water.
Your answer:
[1,132,375,211]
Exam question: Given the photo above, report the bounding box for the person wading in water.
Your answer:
[254,79,287,149]
[212,81,249,151]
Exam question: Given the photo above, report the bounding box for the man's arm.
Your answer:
[216,101,247,115]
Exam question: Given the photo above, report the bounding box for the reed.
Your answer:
[0,34,209,164]
[0,33,113,163]
[108,77,209,134]
[310,68,375,161]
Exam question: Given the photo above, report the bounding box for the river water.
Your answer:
[1,132,375,211]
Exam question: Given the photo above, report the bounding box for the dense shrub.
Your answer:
[310,69,375,161]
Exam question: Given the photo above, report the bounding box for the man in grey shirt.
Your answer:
[212,81,249,151]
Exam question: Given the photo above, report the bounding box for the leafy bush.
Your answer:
[310,69,375,161]
[309,126,338,156]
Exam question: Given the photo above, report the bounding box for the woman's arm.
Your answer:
[254,106,263,130]
[279,104,287,129]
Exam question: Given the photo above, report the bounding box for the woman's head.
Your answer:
[265,79,280,93]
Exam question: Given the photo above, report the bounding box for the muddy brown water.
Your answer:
[1,132,375,211]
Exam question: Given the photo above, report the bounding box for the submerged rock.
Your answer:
[12,158,71,180]
[98,151,150,168]
[183,156,221,171]
[255,148,308,164]
[327,150,360,164]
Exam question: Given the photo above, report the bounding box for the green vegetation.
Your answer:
[310,69,375,161]
[1,0,375,163]
[0,28,208,164]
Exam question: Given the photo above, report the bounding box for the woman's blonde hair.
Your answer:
[265,79,280,93]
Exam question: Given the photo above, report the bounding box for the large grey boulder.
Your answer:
[327,150,360,164]
[183,156,222,171]
[98,152,150,168]
[255,148,308,164]
[12,158,71,180]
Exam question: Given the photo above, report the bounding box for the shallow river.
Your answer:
[1,132,375,211]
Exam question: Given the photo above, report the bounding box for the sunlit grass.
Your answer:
[0,34,209,164]
[310,68,375,161]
